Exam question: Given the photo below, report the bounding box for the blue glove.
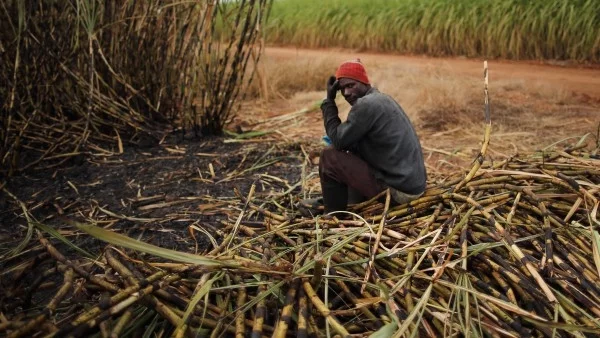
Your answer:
[322,135,332,146]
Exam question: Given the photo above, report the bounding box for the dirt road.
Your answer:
[265,47,600,98]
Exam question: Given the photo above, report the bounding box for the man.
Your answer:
[302,59,427,215]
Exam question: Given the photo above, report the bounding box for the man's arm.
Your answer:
[321,99,371,151]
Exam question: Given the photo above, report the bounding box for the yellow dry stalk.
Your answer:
[362,189,391,293]
[302,280,350,337]
[454,61,491,192]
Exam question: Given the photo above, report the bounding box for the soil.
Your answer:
[265,47,600,98]
[0,137,309,255]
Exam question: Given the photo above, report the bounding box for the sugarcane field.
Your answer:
[2,0,600,337]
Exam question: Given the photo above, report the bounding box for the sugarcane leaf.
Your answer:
[35,221,94,258]
[575,133,592,147]
[1,189,34,259]
[591,229,600,278]
[74,221,226,266]
[224,129,271,139]
[142,313,160,338]
[355,296,383,308]
[175,272,224,335]
[369,321,398,338]
[392,283,433,338]
[590,203,600,278]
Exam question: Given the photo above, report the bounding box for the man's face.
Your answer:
[338,78,369,106]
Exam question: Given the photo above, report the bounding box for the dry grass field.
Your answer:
[241,47,600,178]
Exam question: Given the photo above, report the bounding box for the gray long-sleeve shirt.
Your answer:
[322,87,427,195]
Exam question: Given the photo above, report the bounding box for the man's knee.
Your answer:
[319,146,340,172]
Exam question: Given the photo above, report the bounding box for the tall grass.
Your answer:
[0,0,269,177]
[265,0,600,62]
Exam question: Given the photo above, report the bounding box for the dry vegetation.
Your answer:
[1,1,600,337]
[0,0,268,177]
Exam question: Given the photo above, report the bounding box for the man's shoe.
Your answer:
[319,212,352,221]
[297,197,325,217]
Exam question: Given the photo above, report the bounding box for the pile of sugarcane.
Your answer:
[2,142,599,337]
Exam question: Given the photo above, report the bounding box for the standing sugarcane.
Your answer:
[453,61,492,192]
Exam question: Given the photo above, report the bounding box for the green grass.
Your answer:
[265,0,600,62]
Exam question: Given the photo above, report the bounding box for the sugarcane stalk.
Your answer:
[7,315,47,338]
[521,188,554,275]
[506,192,521,224]
[21,264,56,308]
[554,239,598,279]
[475,259,541,313]
[454,61,492,192]
[145,294,185,328]
[532,239,600,296]
[350,241,406,272]
[302,280,350,337]
[490,271,517,305]
[110,308,133,338]
[373,194,451,221]
[484,252,547,303]
[454,193,557,302]
[99,319,110,338]
[297,288,309,338]
[272,278,299,338]
[310,254,324,290]
[184,311,276,336]
[235,282,247,338]
[105,249,138,286]
[251,283,267,338]
[53,271,174,336]
[333,278,382,329]
[362,189,390,294]
[8,266,73,338]
[552,287,600,329]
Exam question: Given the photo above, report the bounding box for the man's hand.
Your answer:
[326,76,340,101]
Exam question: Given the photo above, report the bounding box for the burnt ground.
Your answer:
[0,136,314,264]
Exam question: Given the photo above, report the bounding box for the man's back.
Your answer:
[341,88,427,195]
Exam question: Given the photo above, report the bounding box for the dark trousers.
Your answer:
[319,147,386,213]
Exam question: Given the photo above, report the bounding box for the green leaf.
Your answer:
[591,229,600,278]
[175,272,225,335]
[393,283,433,338]
[74,221,228,267]
[224,129,271,139]
[35,221,94,258]
[370,321,398,338]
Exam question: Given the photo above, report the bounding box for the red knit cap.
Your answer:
[335,59,370,85]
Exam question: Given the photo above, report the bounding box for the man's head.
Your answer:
[335,59,371,106]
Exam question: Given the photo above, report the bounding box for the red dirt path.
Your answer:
[265,47,600,98]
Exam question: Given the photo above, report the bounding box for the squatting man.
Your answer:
[301,59,427,216]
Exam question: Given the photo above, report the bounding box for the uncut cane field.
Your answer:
[265,0,600,62]
[1,0,600,337]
